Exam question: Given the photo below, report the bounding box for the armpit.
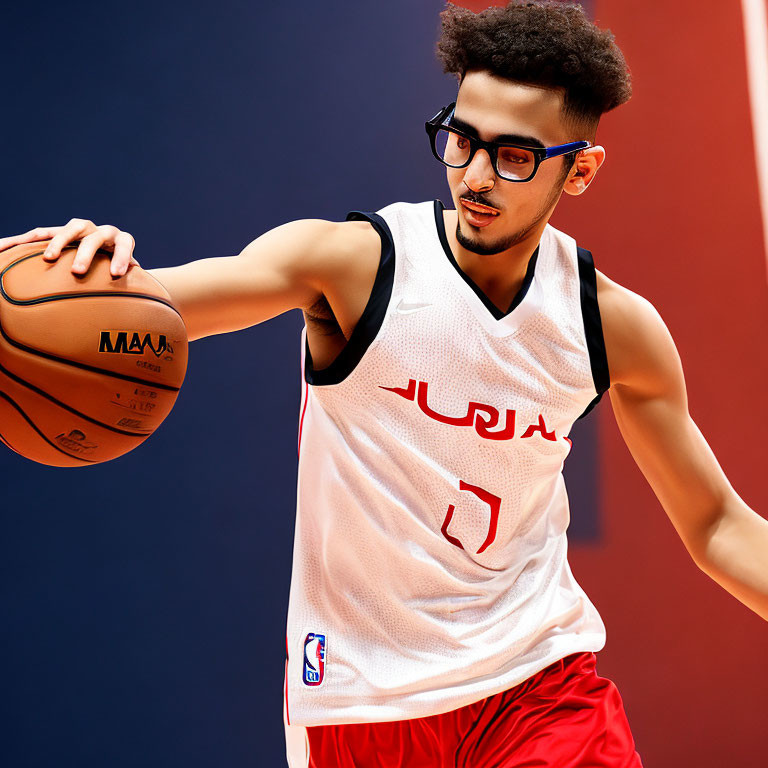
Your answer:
[304,294,344,337]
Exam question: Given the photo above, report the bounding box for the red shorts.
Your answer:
[287,651,643,767]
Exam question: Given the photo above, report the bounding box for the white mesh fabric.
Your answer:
[285,200,606,726]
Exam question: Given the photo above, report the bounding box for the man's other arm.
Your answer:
[598,271,768,622]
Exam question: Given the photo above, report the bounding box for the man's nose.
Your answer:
[461,148,496,193]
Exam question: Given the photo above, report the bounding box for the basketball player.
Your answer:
[5,2,768,766]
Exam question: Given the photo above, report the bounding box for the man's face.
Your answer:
[446,70,579,256]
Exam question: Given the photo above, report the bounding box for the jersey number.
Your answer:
[441,479,501,554]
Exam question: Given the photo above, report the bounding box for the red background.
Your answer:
[457,1,768,765]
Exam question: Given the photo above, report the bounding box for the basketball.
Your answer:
[0,238,188,467]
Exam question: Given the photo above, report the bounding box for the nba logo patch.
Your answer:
[302,632,327,686]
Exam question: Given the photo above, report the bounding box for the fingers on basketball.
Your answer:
[68,225,138,277]
[0,220,140,277]
[0,226,64,254]
[43,218,100,269]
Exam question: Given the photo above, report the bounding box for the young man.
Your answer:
[5,1,768,766]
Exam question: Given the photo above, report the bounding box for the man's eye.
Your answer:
[456,137,468,149]
[499,148,531,164]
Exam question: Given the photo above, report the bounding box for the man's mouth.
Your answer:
[460,199,501,216]
[460,198,500,228]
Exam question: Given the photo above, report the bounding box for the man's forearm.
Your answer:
[696,497,768,622]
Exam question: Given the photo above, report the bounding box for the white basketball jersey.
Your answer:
[284,198,610,727]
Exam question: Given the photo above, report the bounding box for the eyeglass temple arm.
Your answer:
[544,141,592,159]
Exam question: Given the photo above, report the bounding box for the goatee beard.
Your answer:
[454,182,563,256]
[455,218,537,256]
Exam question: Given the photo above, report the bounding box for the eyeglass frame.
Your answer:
[425,102,592,183]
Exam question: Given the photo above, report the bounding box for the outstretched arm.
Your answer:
[1,216,374,341]
[144,219,342,341]
[599,273,768,622]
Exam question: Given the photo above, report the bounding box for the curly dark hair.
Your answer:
[435,1,632,142]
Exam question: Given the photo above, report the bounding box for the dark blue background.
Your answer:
[0,1,600,765]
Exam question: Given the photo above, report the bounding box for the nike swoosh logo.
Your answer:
[395,299,433,314]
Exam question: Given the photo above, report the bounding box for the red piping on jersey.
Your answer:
[284,638,291,726]
[298,348,309,458]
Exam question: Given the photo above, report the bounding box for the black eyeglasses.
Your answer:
[425,102,591,183]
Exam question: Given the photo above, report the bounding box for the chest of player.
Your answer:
[311,300,591,466]
[302,201,599,471]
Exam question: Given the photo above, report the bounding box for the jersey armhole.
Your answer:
[575,246,611,420]
[303,211,396,386]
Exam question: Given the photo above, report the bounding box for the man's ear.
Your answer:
[562,146,606,196]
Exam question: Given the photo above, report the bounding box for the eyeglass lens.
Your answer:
[434,127,536,181]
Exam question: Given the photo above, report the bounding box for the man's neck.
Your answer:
[441,207,545,314]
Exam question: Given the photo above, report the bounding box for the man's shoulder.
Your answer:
[595,268,676,390]
[594,268,656,327]
[332,198,433,254]
[305,214,382,272]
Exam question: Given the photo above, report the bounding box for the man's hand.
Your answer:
[0,218,139,277]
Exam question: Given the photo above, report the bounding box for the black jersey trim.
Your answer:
[433,198,539,320]
[303,211,395,386]
[576,246,610,420]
